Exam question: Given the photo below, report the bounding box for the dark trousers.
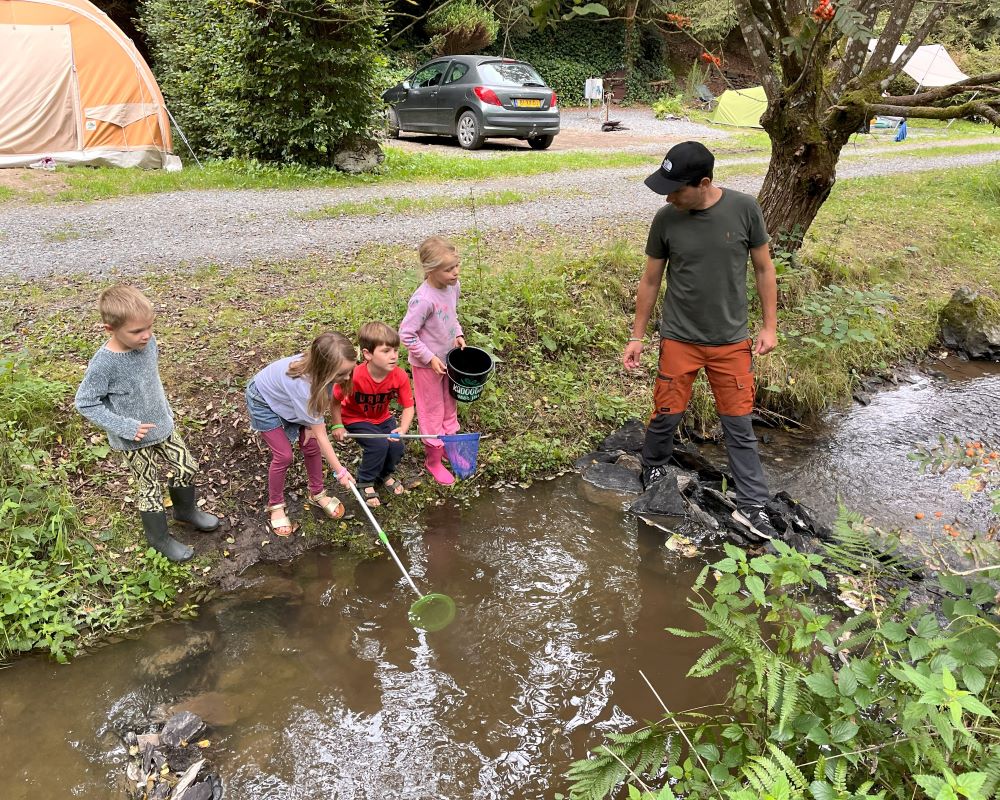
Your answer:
[643,412,769,507]
[346,418,405,486]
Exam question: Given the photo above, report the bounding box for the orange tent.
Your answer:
[0,0,179,169]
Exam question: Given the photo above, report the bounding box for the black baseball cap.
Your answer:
[644,141,715,194]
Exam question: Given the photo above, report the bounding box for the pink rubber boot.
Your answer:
[424,443,455,485]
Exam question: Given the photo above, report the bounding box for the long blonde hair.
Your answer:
[286,332,356,417]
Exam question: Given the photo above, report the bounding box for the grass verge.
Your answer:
[1,163,997,662]
[298,187,566,220]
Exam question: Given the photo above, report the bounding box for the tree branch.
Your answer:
[866,98,1000,125]
[861,0,917,81]
[881,71,1000,105]
[832,0,882,96]
[880,2,948,88]
[734,0,781,100]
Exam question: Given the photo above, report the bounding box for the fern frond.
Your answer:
[982,748,1000,799]
[567,727,670,800]
[766,743,808,791]
[778,672,800,734]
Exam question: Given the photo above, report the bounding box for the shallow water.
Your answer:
[0,482,720,799]
[2,361,998,798]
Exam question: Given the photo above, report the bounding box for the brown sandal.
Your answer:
[361,486,381,508]
[382,477,406,496]
[266,503,298,538]
[306,491,346,519]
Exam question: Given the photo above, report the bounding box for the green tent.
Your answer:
[709,86,767,128]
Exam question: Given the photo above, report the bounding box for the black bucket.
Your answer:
[446,346,495,403]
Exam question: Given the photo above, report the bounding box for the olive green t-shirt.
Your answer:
[644,188,769,345]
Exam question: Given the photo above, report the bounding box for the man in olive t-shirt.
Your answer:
[622,141,779,541]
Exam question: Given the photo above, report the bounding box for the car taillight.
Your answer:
[474,86,502,106]
[551,91,558,107]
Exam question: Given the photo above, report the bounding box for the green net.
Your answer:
[408,593,456,632]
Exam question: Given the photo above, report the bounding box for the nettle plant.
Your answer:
[566,537,1000,800]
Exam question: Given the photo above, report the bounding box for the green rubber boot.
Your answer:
[169,485,220,532]
[141,510,194,562]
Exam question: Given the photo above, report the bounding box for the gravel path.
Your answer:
[2,149,998,279]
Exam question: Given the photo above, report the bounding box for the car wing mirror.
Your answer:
[401,80,411,91]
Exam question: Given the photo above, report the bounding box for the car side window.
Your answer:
[444,63,469,85]
[411,62,449,89]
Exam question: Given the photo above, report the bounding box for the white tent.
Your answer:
[867,42,969,88]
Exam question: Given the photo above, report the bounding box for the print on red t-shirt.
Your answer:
[333,363,414,426]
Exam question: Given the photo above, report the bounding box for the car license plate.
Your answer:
[514,98,542,108]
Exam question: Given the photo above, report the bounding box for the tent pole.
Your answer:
[165,106,203,168]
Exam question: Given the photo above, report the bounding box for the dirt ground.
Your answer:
[389,124,672,154]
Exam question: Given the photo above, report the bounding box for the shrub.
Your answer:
[140,0,387,165]
[426,1,499,55]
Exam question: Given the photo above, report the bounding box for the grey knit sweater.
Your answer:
[74,336,175,451]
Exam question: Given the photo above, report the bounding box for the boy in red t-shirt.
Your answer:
[332,322,415,507]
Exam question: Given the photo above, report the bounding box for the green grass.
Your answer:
[7,148,659,204]
[299,188,560,220]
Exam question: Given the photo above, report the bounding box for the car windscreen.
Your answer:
[478,61,546,87]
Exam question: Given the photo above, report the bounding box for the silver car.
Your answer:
[383,55,560,150]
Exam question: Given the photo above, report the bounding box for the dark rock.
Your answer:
[573,450,620,471]
[160,711,205,747]
[630,468,687,516]
[852,390,872,406]
[615,453,643,475]
[151,782,171,800]
[939,287,1000,361]
[332,135,385,175]
[670,441,726,481]
[581,462,643,494]
[598,418,645,453]
[176,780,215,800]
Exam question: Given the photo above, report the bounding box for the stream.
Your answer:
[1,360,997,799]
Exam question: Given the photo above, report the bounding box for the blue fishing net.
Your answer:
[440,433,481,479]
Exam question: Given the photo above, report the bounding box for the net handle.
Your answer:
[347,482,423,598]
[346,433,478,440]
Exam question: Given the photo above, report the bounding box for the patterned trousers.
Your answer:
[121,431,199,512]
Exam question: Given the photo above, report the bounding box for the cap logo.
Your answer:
[663,158,673,172]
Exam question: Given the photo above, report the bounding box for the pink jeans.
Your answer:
[411,365,459,448]
[260,427,324,506]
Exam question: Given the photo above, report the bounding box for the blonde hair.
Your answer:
[418,235,459,277]
[287,332,356,417]
[359,321,400,353]
[98,285,154,329]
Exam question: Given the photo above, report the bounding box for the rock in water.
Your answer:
[629,468,687,516]
[160,711,205,747]
[573,450,620,472]
[939,287,1000,361]
[581,462,643,494]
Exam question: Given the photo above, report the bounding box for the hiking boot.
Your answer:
[641,463,670,490]
[731,505,778,541]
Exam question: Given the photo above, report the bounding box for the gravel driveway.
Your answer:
[2,148,999,279]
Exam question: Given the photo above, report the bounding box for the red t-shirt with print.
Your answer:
[333,363,414,426]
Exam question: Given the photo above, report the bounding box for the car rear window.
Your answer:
[478,61,546,87]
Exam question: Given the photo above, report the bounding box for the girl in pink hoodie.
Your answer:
[399,236,466,485]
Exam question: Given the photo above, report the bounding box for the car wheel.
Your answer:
[456,111,484,150]
[528,134,554,150]
[386,108,400,139]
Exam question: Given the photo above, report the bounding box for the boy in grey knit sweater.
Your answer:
[75,285,219,562]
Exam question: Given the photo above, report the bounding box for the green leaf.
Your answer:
[880,621,908,642]
[714,557,739,573]
[716,574,741,595]
[837,668,858,697]
[804,673,838,698]
[745,575,766,605]
[829,720,858,743]
[961,665,986,695]
[749,556,773,574]
[939,574,967,595]
[810,781,835,800]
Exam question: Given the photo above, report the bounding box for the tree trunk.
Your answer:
[756,134,844,251]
